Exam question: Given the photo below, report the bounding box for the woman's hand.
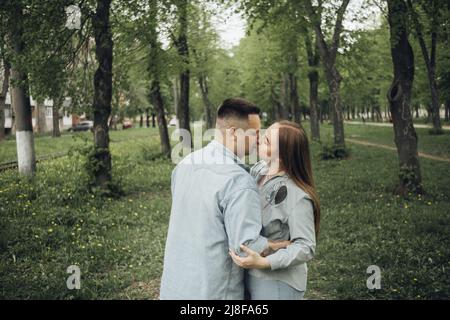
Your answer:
[228,245,271,269]
[268,239,291,251]
[261,240,292,257]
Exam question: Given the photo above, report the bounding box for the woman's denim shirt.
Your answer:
[248,160,316,292]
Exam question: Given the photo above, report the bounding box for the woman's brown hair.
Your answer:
[276,120,321,238]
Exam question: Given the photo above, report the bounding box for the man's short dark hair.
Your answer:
[217,98,260,120]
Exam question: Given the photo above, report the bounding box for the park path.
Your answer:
[346,138,450,164]
[345,121,450,131]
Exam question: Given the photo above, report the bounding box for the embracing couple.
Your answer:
[160,98,320,300]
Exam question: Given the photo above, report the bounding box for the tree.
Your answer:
[231,22,285,122]
[52,95,63,137]
[437,5,450,122]
[386,0,423,194]
[0,59,10,142]
[174,0,191,142]
[279,20,301,123]
[305,0,351,151]
[304,27,321,140]
[189,4,219,129]
[92,0,114,188]
[3,0,36,175]
[148,0,171,157]
[339,23,393,123]
[407,0,445,134]
[239,0,306,124]
[0,13,10,141]
[35,99,47,134]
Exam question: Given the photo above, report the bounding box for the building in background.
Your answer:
[2,92,83,135]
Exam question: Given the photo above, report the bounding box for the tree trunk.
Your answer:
[172,77,180,117]
[35,100,47,134]
[308,70,320,140]
[407,0,441,132]
[198,74,214,129]
[12,71,35,175]
[280,73,290,120]
[151,80,171,158]
[376,106,382,122]
[0,61,10,142]
[92,0,113,188]
[52,95,62,137]
[306,0,349,149]
[427,70,442,131]
[10,3,36,175]
[108,113,114,129]
[148,0,171,157]
[270,83,282,121]
[327,69,345,148]
[387,0,423,195]
[176,0,191,143]
[139,114,143,127]
[178,48,190,136]
[319,101,324,124]
[445,99,449,121]
[289,73,301,123]
[425,105,432,123]
[11,107,16,135]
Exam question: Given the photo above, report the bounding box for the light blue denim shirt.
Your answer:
[160,140,268,300]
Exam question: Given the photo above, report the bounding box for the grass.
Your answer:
[302,121,450,159]
[0,125,449,299]
[306,144,449,299]
[0,128,161,163]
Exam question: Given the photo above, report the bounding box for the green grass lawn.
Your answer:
[0,125,449,299]
[0,128,161,163]
[302,121,450,159]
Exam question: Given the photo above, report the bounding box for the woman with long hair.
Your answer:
[229,120,320,300]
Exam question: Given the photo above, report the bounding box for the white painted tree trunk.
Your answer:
[9,1,36,175]
[16,130,36,174]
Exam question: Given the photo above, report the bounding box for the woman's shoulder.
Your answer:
[285,179,313,204]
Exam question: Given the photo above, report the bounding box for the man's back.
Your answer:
[160,140,267,300]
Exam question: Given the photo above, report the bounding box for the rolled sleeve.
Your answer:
[266,239,315,270]
[223,188,268,256]
[266,197,316,270]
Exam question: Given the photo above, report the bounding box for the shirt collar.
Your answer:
[209,139,246,166]
[257,160,287,185]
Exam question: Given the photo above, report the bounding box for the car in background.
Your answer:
[69,121,94,132]
[122,120,133,129]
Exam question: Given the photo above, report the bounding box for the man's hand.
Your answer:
[228,245,271,269]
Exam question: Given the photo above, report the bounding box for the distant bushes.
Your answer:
[319,142,351,160]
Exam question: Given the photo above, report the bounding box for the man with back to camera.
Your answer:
[160,98,287,299]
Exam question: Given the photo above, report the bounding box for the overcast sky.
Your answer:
[212,0,383,50]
